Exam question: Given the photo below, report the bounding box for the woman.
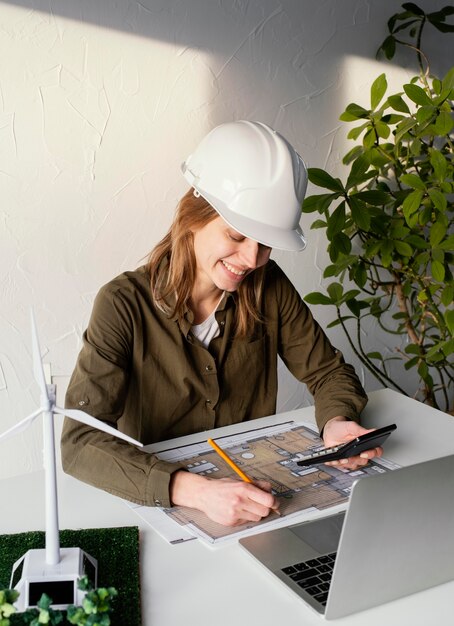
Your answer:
[62,121,381,526]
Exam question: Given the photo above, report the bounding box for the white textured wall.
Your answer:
[0,0,451,479]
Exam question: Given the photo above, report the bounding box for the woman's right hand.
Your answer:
[169,470,279,526]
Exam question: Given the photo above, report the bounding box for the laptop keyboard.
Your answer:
[281,553,337,606]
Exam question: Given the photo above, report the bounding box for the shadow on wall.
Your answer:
[1,0,450,171]
[0,0,450,72]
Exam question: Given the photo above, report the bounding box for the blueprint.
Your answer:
[129,421,399,545]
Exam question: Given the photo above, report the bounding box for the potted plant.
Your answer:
[0,578,117,626]
[302,3,454,412]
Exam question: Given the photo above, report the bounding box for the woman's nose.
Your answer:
[239,239,260,268]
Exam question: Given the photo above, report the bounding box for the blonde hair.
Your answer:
[147,188,266,337]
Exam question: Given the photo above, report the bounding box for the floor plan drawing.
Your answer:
[152,421,399,544]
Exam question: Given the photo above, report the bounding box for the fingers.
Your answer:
[207,479,279,526]
[325,445,383,470]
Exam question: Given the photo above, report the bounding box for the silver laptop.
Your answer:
[239,454,454,619]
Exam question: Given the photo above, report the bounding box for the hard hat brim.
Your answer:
[193,187,307,252]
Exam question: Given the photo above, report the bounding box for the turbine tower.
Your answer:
[0,310,143,611]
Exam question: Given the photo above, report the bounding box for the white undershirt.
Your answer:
[191,292,224,348]
[191,310,220,348]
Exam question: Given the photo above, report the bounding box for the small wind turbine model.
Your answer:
[0,310,143,611]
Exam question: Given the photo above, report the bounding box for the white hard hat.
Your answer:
[181,120,307,251]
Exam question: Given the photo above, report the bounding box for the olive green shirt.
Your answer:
[61,260,367,507]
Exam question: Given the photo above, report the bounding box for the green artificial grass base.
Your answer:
[0,526,141,626]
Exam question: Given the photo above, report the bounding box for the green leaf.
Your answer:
[432,259,445,282]
[403,83,432,106]
[331,232,352,257]
[343,145,364,165]
[405,343,421,355]
[394,240,413,256]
[430,149,448,180]
[302,193,341,213]
[323,264,341,278]
[310,219,328,229]
[371,73,388,109]
[342,289,361,302]
[367,351,384,360]
[426,339,454,362]
[326,318,345,328]
[345,154,369,187]
[345,299,360,317]
[442,66,454,91]
[395,117,417,143]
[415,105,436,124]
[405,356,419,370]
[357,190,392,205]
[375,120,391,139]
[429,20,454,32]
[418,361,434,386]
[439,235,454,250]
[445,310,454,336]
[304,292,333,306]
[434,111,454,134]
[308,168,344,192]
[430,221,447,247]
[393,18,420,33]
[381,239,394,267]
[388,94,410,113]
[431,247,444,264]
[327,282,344,303]
[402,189,424,222]
[347,123,369,140]
[378,35,396,60]
[402,3,425,16]
[363,128,376,148]
[428,188,448,212]
[349,196,371,231]
[419,205,433,226]
[405,234,427,249]
[382,113,406,125]
[339,103,370,121]
[441,285,454,307]
[326,201,346,239]
[354,263,368,288]
[400,173,426,190]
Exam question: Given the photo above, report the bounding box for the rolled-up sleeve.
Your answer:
[61,282,183,507]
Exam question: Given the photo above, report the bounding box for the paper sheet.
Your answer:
[127,421,399,545]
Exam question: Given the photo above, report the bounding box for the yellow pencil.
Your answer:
[207,437,281,516]
[207,438,253,482]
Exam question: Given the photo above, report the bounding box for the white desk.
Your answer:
[2,389,454,625]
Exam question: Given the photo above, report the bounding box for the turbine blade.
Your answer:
[30,308,49,402]
[55,406,143,447]
[0,408,43,443]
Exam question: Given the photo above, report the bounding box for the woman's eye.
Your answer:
[229,234,243,242]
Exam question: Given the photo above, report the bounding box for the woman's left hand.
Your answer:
[322,417,383,470]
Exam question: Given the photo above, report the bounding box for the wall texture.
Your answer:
[0,0,451,478]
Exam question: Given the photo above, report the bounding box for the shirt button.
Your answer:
[78,400,86,406]
[220,320,225,326]
[205,365,213,371]
[154,499,162,507]
[206,399,211,404]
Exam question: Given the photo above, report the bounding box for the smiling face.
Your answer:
[192,216,272,296]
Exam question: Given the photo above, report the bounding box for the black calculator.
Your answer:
[296,424,397,467]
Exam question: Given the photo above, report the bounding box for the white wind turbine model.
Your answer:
[0,310,143,612]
